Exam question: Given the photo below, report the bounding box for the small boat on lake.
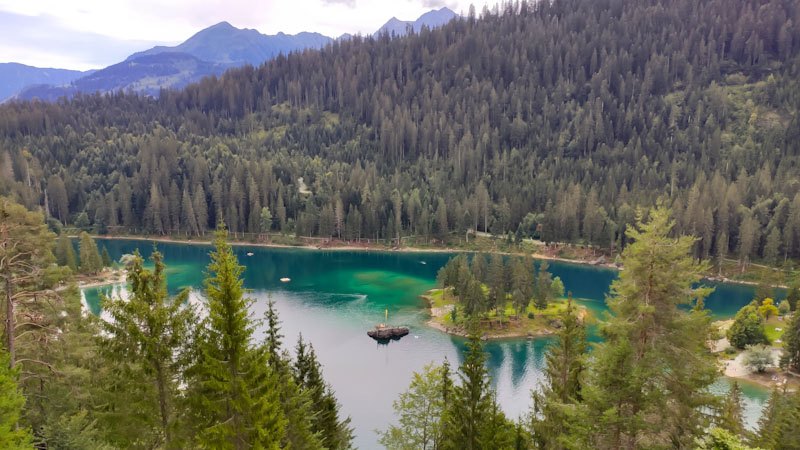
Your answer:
[367,309,409,341]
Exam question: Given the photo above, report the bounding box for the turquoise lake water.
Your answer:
[82,239,772,448]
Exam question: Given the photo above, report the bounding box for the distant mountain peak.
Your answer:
[374,7,458,38]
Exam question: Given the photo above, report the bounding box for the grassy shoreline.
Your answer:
[420,288,589,340]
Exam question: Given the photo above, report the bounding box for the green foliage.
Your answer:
[717,381,745,436]
[40,410,113,450]
[100,246,112,268]
[54,232,78,272]
[78,232,103,274]
[0,351,32,450]
[440,323,514,449]
[780,309,800,372]
[696,427,760,450]
[293,335,353,449]
[728,304,769,349]
[260,206,272,234]
[534,261,554,310]
[743,345,774,373]
[185,226,286,448]
[98,249,194,447]
[1,0,799,270]
[753,389,800,449]
[581,207,717,448]
[379,363,446,450]
[530,298,588,448]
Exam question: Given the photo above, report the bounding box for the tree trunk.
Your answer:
[155,361,171,445]
[5,265,14,368]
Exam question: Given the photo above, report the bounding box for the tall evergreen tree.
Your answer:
[717,381,745,437]
[780,307,800,373]
[581,207,718,448]
[530,297,588,448]
[293,339,353,449]
[185,225,286,449]
[98,249,194,447]
[0,351,32,449]
[54,232,78,272]
[78,232,103,274]
[263,301,323,450]
[441,323,514,449]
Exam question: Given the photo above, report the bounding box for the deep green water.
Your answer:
[83,239,771,448]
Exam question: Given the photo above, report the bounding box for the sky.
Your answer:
[0,0,489,71]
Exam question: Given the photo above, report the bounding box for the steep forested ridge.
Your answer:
[1,0,800,265]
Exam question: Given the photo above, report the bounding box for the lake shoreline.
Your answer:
[82,234,784,290]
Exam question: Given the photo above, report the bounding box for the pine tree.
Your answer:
[294,342,353,449]
[263,301,323,450]
[717,381,744,437]
[98,249,194,447]
[441,323,514,449]
[185,225,286,448]
[582,207,718,448]
[530,297,588,448]
[78,232,103,274]
[181,188,198,236]
[100,246,111,268]
[0,351,32,449]
[54,232,78,272]
[534,260,554,310]
[753,388,789,449]
[780,307,800,372]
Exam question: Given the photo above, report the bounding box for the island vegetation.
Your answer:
[424,254,588,339]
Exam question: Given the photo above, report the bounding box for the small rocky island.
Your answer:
[367,324,410,340]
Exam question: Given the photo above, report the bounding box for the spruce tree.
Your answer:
[581,207,718,448]
[530,297,588,448]
[441,323,514,449]
[54,232,78,272]
[780,307,800,372]
[186,225,286,449]
[534,260,554,310]
[294,342,353,449]
[78,232,102,274]
[98,249,194,447]
[100,246,112,268]
[0,351,32,449]
[263,301,323,450]
[717,381,744,437]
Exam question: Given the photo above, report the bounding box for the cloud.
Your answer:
[421,0,452,8]
[321,0,357,8]
[0,11,169,70]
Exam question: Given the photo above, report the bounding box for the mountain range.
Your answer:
[5,8,458,102]
[0,63,92,102]
[373,7,458,38]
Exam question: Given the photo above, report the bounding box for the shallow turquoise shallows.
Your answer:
[82,239,772,448]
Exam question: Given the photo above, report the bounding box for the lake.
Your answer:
[82,239,772,448]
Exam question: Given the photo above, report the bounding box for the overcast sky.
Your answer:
[0,0,489,71]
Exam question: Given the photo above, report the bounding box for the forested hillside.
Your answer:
[1,0,800,266]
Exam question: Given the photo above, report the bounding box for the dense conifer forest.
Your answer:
[3,0,800,446]
[1,0,800,267]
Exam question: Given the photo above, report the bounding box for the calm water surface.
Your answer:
[83,239,771,448]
